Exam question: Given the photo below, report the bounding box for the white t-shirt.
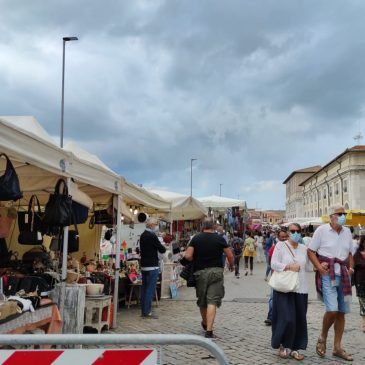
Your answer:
[271,240,312,294]
[302,236,311,247]
[308,223,353,275]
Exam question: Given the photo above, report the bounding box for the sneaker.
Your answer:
[244,271,248,276]
[236,275,240,279]
[264,319,272,326]
[142,313,158,319]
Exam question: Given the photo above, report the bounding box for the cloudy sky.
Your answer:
[1,0,365,210]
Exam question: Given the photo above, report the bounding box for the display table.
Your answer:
[0,304,62,335]
[84,295,112,333]
[127,282,159,309]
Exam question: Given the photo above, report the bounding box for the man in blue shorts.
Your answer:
[308,206,354,361]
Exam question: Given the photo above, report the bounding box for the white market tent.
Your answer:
[197,195,247,211]
[122,181,171,215]
[149,190,207,220]
[281,217,323,227]
[0,116,123,328]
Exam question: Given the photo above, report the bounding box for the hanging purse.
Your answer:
[268,242,300,293]
[0,153,23,201]
[42,178,72,229]
[18,195,44,245]
[57,212,80,253]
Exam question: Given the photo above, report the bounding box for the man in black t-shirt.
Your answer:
[184,218,234,338]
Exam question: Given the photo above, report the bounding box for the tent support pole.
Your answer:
[113,194,122,328]
[59,176,71,331]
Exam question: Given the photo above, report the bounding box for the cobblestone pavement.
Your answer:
[110,263,365,365]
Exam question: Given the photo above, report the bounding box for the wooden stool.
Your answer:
[84,295,112,333]
[127,282,159,309]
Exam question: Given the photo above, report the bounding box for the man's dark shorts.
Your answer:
[194,267,225,308]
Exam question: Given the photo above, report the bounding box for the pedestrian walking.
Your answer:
[264,229,288,326]
[255,231,265,263]
[184,217,234,338]
[139,217,166,319]
[231,231,243,278]
[243,231,256,276]
[271,223,312,361]
[353,235,365,332]
[308,206,354,361]
[264,232,274,280]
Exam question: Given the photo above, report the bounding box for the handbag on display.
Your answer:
[42,178,72,229]
[0,153,23,201]
[72,200,89,224]
[268,242,300,293]
[58,212,80,253]
[89,209,113,229]
[18,195,44,245]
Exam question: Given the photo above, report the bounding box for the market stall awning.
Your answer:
[321,209,365,226]
[122,180,171,213]
[149,190,207,220]
[197,195,247,211]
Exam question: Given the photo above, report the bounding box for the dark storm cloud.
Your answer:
[1,0,365,208]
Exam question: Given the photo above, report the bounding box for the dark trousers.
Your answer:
[234,255,241,275]
[141,269,159,316]
[271,290,308,350]
[244,256,253,271]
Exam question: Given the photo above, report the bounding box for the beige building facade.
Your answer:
[300,146,365,217]
[283,166,321,220]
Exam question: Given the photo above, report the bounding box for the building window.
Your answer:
[325,207,327,214]
[323,188,327,199]
[343,180,348,193]
[329,186,333,197]
[335,182,339,195]
[318,191,321,200]
[319,208,322,216]
[314,193,317,202]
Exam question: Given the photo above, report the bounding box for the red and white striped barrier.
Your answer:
[0,349,157,365]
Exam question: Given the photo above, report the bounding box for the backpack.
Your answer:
[232,238,242,256]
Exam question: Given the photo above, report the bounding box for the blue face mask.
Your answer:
[337,215,346,226]
[290,232,301,243]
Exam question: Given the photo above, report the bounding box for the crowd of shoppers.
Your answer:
[137,205,363,361]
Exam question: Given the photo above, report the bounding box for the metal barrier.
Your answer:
[0,333,230,365]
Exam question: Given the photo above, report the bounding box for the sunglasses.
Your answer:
[289,230,301,234]
[334,213,347,217]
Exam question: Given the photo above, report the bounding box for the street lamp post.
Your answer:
[190,158,197,196]
[219,183,223,197]
[60,36,78,148]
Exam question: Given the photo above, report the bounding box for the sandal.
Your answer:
[316,337,326,358]
[278,346,289,359]
[332,349,353,361]
[290,351,304,361]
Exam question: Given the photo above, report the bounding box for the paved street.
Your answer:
[111,263,365,365]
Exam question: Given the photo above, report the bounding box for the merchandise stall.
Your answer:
[148,189,207,298]
[0,116,123,332]
[197,195,247,234]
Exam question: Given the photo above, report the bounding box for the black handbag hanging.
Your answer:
[18,195,44,245]
[0,153,23,201]
[42,178,72,229]
[54,212,80,253]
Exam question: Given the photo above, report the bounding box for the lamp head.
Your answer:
[63,36,78,41]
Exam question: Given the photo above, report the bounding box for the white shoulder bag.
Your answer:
[268,242,300,293]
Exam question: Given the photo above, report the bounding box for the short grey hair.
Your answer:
[146,217,158,227]
[202,217,215,230]
[328,206,345,216]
